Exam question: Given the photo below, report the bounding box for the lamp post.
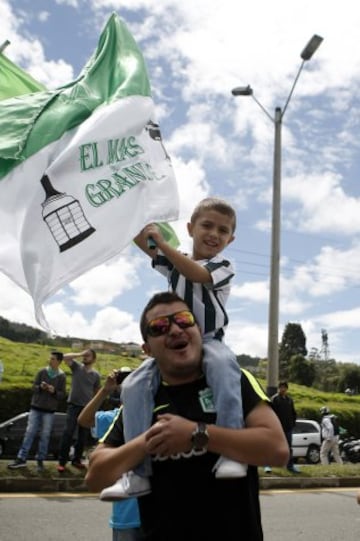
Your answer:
[232,34,323,397]
[0,40,10,54]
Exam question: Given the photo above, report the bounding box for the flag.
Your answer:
[0,49,46,100]
[0,13,179,330]
[156,222,179,249]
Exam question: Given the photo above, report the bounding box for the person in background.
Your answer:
[85,291,289,541]
[8,351,66,472]
[57,348,100,472]
[78,367,141,541]
[109,196,245,500]
[319,406,343,465]
[264,381,300,474]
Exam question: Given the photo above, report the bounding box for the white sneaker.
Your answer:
[100,471,151,501]
[213,456,248,478]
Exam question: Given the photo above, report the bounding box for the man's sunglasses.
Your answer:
[146,310,196,338]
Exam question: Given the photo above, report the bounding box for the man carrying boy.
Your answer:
[101,197,246,500]
[85,291,289,540]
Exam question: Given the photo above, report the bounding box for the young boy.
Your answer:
[78,369,141,540]
[100,197,246,501]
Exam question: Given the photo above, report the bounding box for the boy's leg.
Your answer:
[202,340,244,429]
[202,340,247,478]
[100,359,160,501]
[121,358,159,477]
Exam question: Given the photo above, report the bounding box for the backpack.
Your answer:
[330,415,340,436]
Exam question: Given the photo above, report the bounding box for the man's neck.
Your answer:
[83,363,94,371]
[160,371,203,386]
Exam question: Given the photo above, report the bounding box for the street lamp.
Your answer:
[0,40,10,54]
[232,34,323,397]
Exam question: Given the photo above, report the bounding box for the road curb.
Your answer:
[0,477,88,492]
[1,476,359,493]
[260,476,360,489]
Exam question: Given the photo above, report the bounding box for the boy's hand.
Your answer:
[134,223,167,257]
[142,224,164,246]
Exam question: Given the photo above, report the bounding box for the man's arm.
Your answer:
[32,369,43,393]
[78,372,118,428]
[145,402,289,467]
[63,349,91,367]
[86,434,147,492]
[50,372,66,401]
[85,402,289,493]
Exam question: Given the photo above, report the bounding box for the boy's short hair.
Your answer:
[190,197,236,232]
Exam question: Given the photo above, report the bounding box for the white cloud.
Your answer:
[316,307,360,330]
[284,173,360,235]
[232,281,268,303]
[0,3,74,87]
[69,253,142,306]
[38,11,50,22]
[226,320,268,358]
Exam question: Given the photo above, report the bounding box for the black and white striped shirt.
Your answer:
[153,252,234,339]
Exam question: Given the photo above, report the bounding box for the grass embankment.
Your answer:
[1,335,360,432]
[0,336,142,390]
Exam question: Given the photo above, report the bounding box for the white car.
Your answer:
[292,419,321,464]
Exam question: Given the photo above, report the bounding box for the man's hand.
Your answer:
[40,381,55,393]
[145,414,195,457]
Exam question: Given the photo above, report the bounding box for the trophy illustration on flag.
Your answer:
[40,174,95,252]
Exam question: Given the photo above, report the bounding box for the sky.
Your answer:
[0,0,359,365]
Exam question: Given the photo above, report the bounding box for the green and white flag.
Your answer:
[0,48,46,100]
[0,13,179,330]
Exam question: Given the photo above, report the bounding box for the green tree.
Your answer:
[279,322,307,379]
[337,363,360,394]
[288,354,316,387]
[312,358,340,392]
[308,347,321,362]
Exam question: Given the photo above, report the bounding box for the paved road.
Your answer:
[0,488,359,540]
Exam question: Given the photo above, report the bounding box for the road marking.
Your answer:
[1,487,359,499]
[0,492,99,499]
[261,487,359,495]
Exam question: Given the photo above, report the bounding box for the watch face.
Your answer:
[192,423,209,450]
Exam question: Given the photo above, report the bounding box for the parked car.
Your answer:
[292,418,321,464]
[0,411,76,460]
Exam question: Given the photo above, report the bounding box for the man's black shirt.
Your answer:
[103,370,268,541]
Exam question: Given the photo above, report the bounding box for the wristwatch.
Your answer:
[191,422,209,451]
